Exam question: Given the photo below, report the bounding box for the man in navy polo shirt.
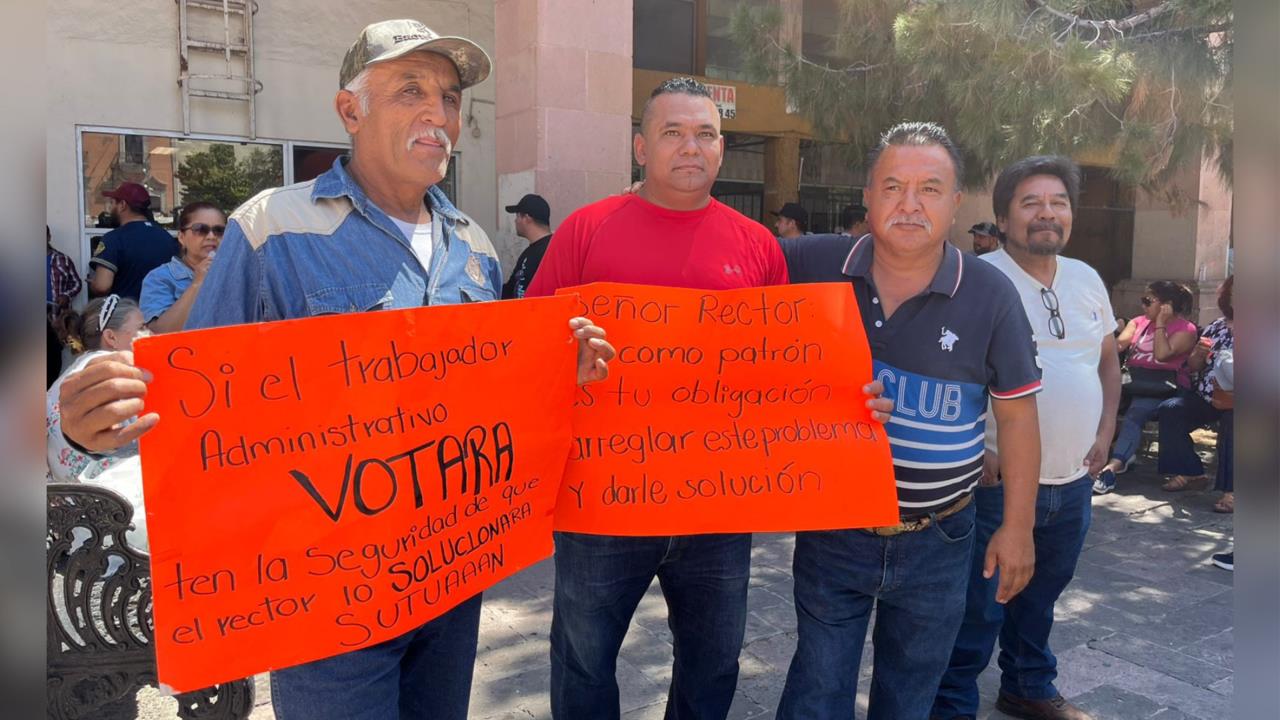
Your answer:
[88,182,179,301]
[776,122,1043,720]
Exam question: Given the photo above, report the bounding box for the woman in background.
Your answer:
[1093,281,1197,495]
[140,201,225,333]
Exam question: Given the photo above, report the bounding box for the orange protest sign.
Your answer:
[554,282,898,535]
[134,296,578,693]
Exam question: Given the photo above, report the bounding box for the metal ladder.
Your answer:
[177,0,262,138]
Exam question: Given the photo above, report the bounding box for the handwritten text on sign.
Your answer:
[135,296,578,693]
[554,283,898,535]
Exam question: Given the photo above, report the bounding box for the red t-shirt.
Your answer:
[524,194,789,296]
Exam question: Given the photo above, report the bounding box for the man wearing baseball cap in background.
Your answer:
[968,221,1001,256]
[87,182,179,300]
[57,18,615,720]
[772,201,809,239]
[502,193,553,299]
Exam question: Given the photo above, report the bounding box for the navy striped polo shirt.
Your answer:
[782,234,1042,516]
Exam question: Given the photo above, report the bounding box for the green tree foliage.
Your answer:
[733,0,1231,195]
[176,144,283,213]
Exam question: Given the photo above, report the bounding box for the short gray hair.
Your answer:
[343,68,372,115]
[866,121,966,188]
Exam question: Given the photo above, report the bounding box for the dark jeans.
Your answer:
[1215,410,1233,492]
[550,531,751,720]
[932,476,1092,719]
[1110,396,1163,464]
[777,502,976,720]
[269,593,482,720]
[1157,390,1225,479]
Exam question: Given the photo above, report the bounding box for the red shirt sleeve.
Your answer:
[525,206,590,297]
[763,232,790,285]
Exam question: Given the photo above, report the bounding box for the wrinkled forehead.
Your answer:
[870,144,957,186]
[1014,173,1070,200]
[368,51,462,88]
[643,93,720,133]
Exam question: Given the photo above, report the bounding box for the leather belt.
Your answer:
[870,494,973,537]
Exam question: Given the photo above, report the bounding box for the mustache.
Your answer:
[886,215,933,232]
[1028,220,1064,237]
[406,127,453,155]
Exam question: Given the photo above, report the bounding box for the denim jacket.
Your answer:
[186,157,502,330]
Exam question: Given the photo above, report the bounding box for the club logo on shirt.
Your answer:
[723,263,743,276]
[938,326,959,352]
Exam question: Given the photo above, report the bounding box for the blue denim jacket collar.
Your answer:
[164,255,194,281]
[311,157,469,247]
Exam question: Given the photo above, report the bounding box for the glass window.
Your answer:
[293,145,347,183]
[82,131,283,228]
[802,0,845,68]
[705,0,769,81]
[634,0,696,74]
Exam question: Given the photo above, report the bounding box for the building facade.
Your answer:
[49,0,1231,323]
[47,0,501,284]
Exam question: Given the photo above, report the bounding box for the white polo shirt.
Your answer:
[982,248,1114,484]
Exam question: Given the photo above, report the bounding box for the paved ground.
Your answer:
[135,434,1233,719]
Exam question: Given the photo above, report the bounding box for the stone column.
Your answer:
[1117,149,1233,324]
[494,0,633,271]
[763,135,801,217]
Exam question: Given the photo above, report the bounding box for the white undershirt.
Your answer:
[389,213,436,272]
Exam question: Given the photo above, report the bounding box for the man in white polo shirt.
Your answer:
[932,156,1121,720]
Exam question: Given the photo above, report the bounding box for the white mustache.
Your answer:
[887,215,932,232]
[406,127,453,155]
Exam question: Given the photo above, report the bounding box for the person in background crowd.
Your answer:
[87,182,180,300]
[140,202,226,333]
[1208,345,1234,568]
[778,122,1041,720]
[1156,276,1234,508]
[46,295,150,548]
[839,203,869,237]
[772,201,809,239]
[47,225,82,386]
[501,193,553,299]
[1093,281,1198,495]
[527,75,893,720]
[934,155,1118,720]
[55,19,614,720]
[968,221,1001,256]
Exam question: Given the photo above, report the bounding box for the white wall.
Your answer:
[47,0,498,278]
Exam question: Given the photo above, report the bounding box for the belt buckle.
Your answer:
[873,516,929,536]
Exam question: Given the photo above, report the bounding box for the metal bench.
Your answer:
[47,483,255,720]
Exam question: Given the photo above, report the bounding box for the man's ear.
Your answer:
[633,132,647,167]
[335,90,362,136]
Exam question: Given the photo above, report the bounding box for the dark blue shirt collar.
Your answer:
[841,233,965,299]
[310,156,468,225]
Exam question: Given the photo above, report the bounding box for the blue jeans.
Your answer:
[777,502,977,720]
[1157,390,1224,477]
[1110,396,1164,464]
[550,531,751,720]
[1215,410,1233,492]
[932,476,1092,719]
[269,594,482,720]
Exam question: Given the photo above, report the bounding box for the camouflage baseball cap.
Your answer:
[339,19,491,90]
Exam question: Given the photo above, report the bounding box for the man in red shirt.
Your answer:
[527,77,889,720]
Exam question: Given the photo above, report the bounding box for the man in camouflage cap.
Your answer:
[58,18,615,720]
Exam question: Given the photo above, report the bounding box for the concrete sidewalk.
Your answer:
[137,440,1233,720]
